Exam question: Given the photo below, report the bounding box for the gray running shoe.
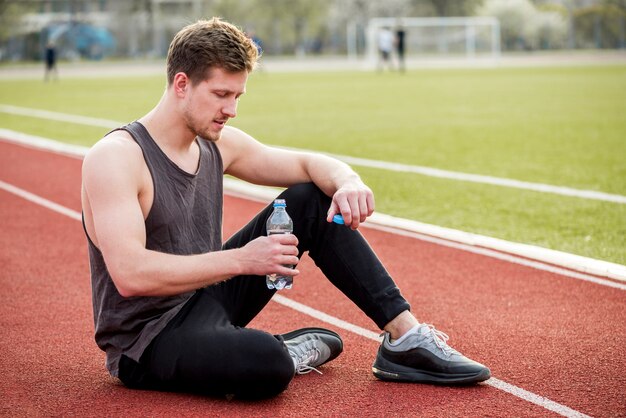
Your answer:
[282,327,343,375]
[372,324,491,384]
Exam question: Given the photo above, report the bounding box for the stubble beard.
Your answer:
[184,109,223,143]
[198,126,222,142]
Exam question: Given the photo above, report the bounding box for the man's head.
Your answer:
[166,17,259,86]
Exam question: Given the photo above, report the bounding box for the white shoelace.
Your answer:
[384,324,459,357]
[290,344,323,375]
[422,324,457,357]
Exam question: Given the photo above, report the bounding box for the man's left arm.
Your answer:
[218,126,374,229]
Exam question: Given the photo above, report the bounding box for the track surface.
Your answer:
[1,139,624,417]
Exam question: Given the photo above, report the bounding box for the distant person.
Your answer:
[246,30,263,71]
[377,27,394,71]
[246,30,263,56]
[81,17,490,400]
[44,41,58,82]
[395,26,406,72]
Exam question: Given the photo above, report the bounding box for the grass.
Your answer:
[0,64,624,264]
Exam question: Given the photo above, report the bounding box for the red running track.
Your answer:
[1,139,624,417]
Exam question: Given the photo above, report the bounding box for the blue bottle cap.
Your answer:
[332,214,345,225]
[273,199,286,207]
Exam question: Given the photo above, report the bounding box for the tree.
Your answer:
[478,0,567,50]
[0,0,40,60]
[421,0,484,17]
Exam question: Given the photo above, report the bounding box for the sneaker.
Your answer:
[282,327,343,375]
[372,324,491,384]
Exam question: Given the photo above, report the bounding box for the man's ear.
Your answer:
[173,72,189,97]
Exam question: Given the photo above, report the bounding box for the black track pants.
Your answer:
[118,183,410,399]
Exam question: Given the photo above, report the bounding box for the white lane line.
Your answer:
[273,294,382,342]
[485,378,591,418]
[0,104,120,129]
[2,104,625,204]
[273,294,590,418]
[368,223,626,291]
[0,180,82,221]
[325,152,626,204]
[0,128,90,158]
[224,178,626,283]
[2,128,625,284]
[0,180,598,417]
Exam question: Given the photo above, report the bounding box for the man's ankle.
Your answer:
[383,310,419,341]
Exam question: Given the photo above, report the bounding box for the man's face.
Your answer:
[181,67,248,142]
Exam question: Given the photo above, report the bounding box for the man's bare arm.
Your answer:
[218,126,375,229]
[82,135,299,297]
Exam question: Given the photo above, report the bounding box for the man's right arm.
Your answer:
[81,135,299,297]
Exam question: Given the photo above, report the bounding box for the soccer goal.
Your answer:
[358,17,501,66]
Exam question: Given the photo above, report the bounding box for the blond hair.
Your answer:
[166,17,258,85]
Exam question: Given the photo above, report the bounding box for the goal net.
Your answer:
[360,17,501,66]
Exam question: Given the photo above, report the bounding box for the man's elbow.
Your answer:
[114,281,140,298]
[108,263,147,298]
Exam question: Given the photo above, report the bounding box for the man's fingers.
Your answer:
[366,192,375,215]
[326,201,339,222]
[358,195,369,222]
[330,185,375,229]
[267,233,298,246]
[277,264,299,276]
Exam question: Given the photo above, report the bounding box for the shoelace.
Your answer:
[422,324,457,357]
[290,342,323,375]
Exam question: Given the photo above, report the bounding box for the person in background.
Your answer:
[395,25,406,72]
[377,27,394,72]
[44,41,58,82]
[81,17,490,400]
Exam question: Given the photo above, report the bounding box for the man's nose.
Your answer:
[223,99,237,118]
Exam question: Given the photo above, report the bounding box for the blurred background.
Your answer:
[0,0,625,63]
[0,1,624,266]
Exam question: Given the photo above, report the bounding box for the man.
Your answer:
[395,25,406,72]
[81,18,490,399]
[44,41,58,82]
[377,27,394,72]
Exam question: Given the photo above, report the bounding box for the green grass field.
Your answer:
[1,64,625,264]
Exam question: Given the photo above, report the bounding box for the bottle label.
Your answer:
[268,229,291,235]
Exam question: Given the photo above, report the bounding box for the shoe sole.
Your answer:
[281,327,343,363]
[372,355,491,385]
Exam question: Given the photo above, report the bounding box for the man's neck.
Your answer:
[138,97,201,174]
[139,96,196,153]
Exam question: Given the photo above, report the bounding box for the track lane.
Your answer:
[222,194,626,418]
[2,140,624,417]
[0,189,553,417]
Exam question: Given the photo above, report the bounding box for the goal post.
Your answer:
[362,16,501,66]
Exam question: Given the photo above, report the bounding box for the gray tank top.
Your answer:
[84,121,223,377]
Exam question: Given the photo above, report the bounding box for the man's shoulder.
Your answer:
[89,129,140,154]
[84,129,143,170]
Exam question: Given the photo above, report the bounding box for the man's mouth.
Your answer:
[214,119,226,125]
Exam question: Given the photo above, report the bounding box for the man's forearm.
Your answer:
[304,153,365,197]
[109,247,244,298]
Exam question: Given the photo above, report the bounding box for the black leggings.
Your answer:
[118,183,410,399]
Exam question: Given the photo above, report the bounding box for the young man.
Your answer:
[81,18,490,399]
[377,27,394,72]
[44,41,58,82]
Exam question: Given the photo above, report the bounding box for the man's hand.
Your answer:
[238,234,300,277]
[326,180,375,230]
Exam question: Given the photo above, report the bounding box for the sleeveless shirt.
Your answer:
[84,121,223,377]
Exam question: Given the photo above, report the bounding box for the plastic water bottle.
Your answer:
[266,199,294,290]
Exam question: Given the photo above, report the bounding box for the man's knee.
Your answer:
[233,334,295,399]
[282,182,321,200]
[280,183,329,212]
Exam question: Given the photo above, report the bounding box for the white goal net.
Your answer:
[359,17,501,66]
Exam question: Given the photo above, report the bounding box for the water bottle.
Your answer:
[266,199,294,290]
